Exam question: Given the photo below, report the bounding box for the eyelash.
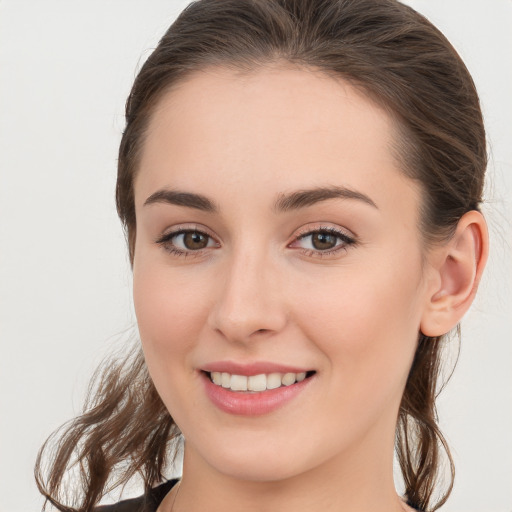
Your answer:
[155,226,219,258]
[155,226,356,258]
[292,226,356,258]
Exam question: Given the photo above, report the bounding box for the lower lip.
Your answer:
[201,372,314,416]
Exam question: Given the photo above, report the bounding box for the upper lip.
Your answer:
[201,361,313,376]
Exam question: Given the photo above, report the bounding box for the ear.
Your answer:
[420,210,489,337]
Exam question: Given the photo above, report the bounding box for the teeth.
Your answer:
[209,371,309,392]
[221,372,231,388]
[248,374,266,392]
[230,374,248,391]
[266,373,282,390]
[281,373,296,386]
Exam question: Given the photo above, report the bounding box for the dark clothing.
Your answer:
[95,479,422,511]
[94,480,178,512]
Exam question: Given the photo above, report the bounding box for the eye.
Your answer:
[289,227,356,256]
[156,228,219,255]
[304,232,340,251]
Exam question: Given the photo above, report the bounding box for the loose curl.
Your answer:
[36,1,486,510]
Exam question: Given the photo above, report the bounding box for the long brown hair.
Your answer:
[35,1,487,510]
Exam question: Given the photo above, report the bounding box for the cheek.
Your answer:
[132,259,217,424]
[133,259,210,366]
[295,255,424,396]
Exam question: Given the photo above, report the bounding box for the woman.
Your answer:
[35,0,489,511]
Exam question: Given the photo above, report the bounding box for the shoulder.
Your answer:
[94,480,178,512]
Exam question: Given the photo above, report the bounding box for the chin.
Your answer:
[211,453,309,483]
[185,426,329,484]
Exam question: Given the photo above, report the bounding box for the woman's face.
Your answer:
[132,65,435,482]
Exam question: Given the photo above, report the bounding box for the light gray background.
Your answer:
[0,1,510,511]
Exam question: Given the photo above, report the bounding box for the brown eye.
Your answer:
[311,232,338,250]
[157,229,218,254]
[290,227,355,256]
[183,231,209,250]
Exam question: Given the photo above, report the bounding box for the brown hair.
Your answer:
[35,1,487,510]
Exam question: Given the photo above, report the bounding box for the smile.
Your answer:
[208,371,309,392]
[200,367,316,416]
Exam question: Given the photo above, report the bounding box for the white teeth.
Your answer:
[281,373,296,386]
[221,372,231,388]
[248,374,267,392]
[266,373,282,390]
[209,371,310,392]
[296,372,306,382]
[230,374,248,391]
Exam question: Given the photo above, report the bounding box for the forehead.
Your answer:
[135,64,419,216]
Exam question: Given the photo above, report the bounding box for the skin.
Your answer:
[131,64,487,512]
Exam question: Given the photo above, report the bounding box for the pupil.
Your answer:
[312,232,336,250]
[184,232,208,250]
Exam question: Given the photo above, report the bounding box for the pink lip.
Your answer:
[200,365,315,416]
[201,360,311,376]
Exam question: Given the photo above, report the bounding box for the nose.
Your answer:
[207,248,287,343]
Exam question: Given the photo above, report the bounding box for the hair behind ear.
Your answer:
[396,331,458,512]
[35,343,180,511]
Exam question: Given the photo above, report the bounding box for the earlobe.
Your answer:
[420,210,489,337]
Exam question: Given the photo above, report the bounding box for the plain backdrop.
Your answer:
[0,1,510,511]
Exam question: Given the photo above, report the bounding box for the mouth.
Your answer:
[199,362,317,415]
[204,370,316,393]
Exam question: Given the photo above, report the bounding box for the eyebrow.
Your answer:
[143,185,377,214]
[274,186,378,212]
[143,189,217,212]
